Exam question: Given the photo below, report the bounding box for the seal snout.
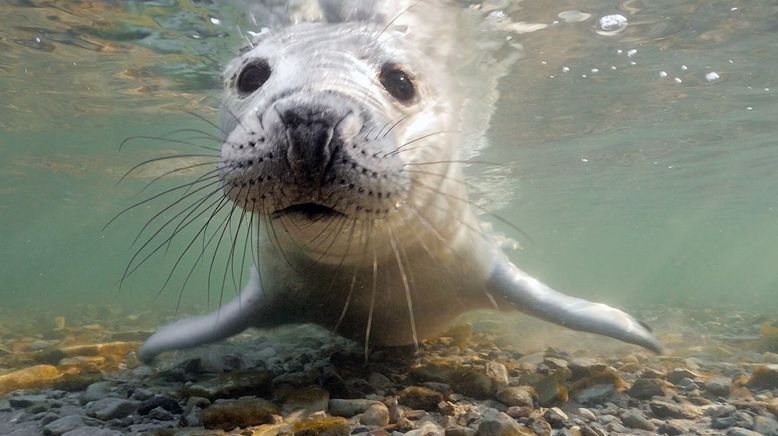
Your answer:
[278,105,339,187]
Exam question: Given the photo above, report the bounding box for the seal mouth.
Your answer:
[271,202,345,220]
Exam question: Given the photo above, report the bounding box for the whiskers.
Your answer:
[107,111,264,313]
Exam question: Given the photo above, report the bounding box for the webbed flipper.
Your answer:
[488,254,663,353]
[139,268,264,362]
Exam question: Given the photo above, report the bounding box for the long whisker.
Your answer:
[119,136,216,152]
[388,223,419,352]
[116,154,218,185]
[103,173,222,231]
[413,181,535,246]
[185,110,226,136]
[137,162,219,195]
[364,228,378,361]
[383,131,449,157]
[130,179,224,249]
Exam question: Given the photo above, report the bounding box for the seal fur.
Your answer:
[139,0,662,361]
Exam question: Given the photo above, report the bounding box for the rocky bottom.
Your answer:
[1,304,778,436]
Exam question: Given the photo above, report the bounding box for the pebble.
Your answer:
[747,364,778,389]
[446,426,476,436]
[754,415,778,435]
[575,407,596,421]
[137,395,182,415]
[80,381,114,404]
[485,361,509,386]
[649,400,699,419]
[727,428,762,436]
[505,406,532,419]
[475,412,532,436]
[329,398,382,417]
[495,386,534,407]
[627,378,666,399]
[360,403,390,426]
[405,421,445,436]
[42,415,85,436]
[620,409,655,431]
[399,386,446,411]
[574,384,614,405]
[61,427,122,436]
[85,398,139,421]
[667,368,699,384]
[9,394,48,408]
[705,377,731,397]
[598,14,628,32]
[543,407,568,428]
[147,406,175,421]
[200,398,278,430]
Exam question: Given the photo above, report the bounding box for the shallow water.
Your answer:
[0,0,777,317]
[2,1,778,435]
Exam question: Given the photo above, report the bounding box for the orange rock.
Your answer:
[0,365,63,395]
[60,341,138,358]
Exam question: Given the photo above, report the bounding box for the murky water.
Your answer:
[0,0,776,317]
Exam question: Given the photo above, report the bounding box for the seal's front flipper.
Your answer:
[139,268,264,362]
[488,254,664,353]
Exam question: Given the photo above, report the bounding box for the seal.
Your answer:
[138,0,662,361]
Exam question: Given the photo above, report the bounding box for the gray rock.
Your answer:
[529,418,552,435]
[703,404,736,417]
[713,415,738,429]
[505,406,532,419]
[656,420,691,436]
[649,400,699,419]
[360,403,390,426]
[130,388,153,401]
[575,408,596,421]
[627,378,666,399]
[61,427,122,436]
[495,387,533,407]
[485,362,509,386]
[80,382,115,404]
[543,407,568,429]
[754,415,778,435]
[85,398,139,421]
[445,426,476,436]
[137,395,182,415]
[180,406,202,427]
[575,384,615,405]
[475,412,529,436]
[727,428,762,436]
[543,357,568,370]
[406,422,445,436]
[329,398,382,417]
[9,394,48,408]
[667,368,699,384]
[676,377,697,389]
[43,415,84,436]
[621,410,655,431]
[748,364,778,389]
[148,406,175,421]
[368,372,392,390]
[705,377,731,397]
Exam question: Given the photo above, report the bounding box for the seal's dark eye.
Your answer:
[236,59,271,94]
[379,63,415,103]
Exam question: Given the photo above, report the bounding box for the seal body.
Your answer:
[139,0,662,361]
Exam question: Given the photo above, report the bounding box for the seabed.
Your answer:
[1,304,778,435]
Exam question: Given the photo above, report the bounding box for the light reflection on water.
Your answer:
[0,0,776,314]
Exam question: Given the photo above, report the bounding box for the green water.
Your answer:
[0,0,776,316]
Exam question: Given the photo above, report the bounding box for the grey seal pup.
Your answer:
[139,0,662,361]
